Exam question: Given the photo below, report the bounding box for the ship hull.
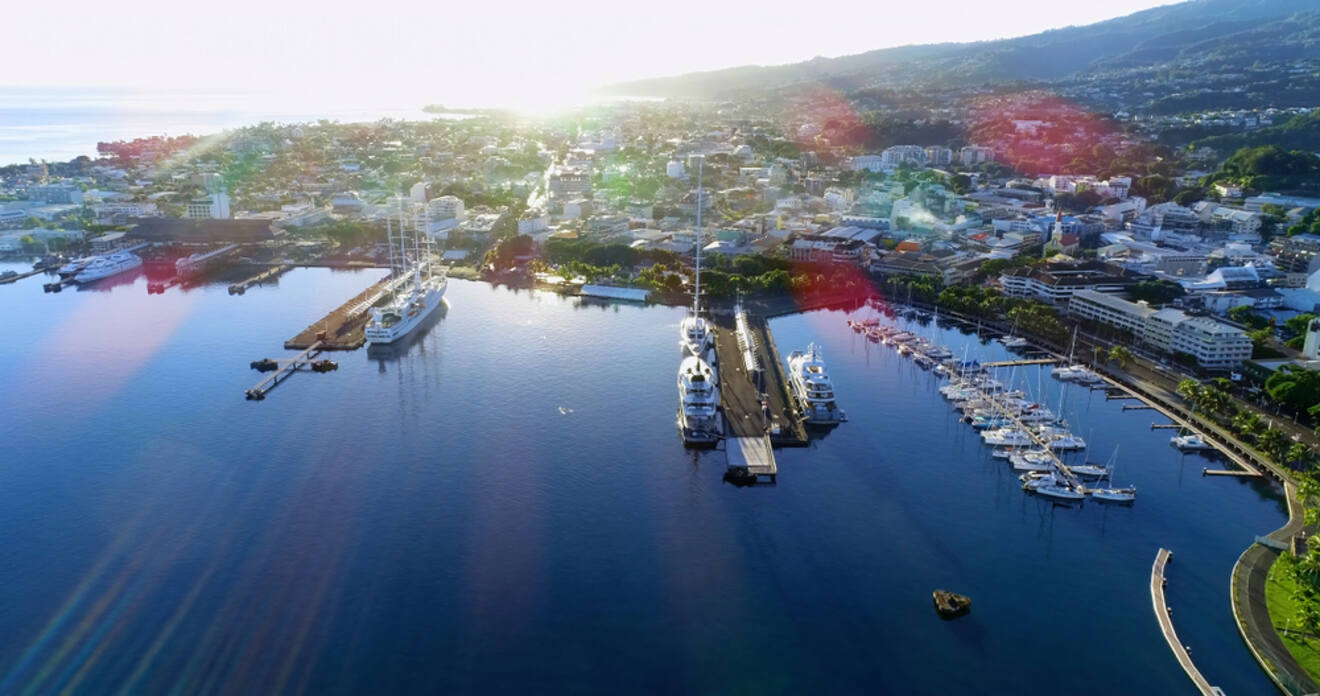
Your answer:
[365,281,447,345]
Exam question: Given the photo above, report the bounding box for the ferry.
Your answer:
[788,343,846,424]
[74,252,142,283]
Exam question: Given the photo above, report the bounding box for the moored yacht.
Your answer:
[74,252,142,283]
[1171,432,1213,451]
[679,315,714,360]
[677,355,721,446]
[788,343,846,424]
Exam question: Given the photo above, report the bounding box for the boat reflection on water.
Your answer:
[367,299,449,367]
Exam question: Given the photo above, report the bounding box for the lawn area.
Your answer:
[1265,553,1320,682]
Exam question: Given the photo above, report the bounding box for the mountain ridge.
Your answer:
[599,0,1319,99]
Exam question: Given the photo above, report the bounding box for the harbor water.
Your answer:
[0,267,1286,693]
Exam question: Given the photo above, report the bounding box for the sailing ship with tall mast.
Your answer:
[679,156,714,361]
[364,199,448,345]
[676,156,721,447]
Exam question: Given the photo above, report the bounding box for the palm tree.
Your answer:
[1233,412,1264,440]
[1259,429,1289,463]
[1287,442,1315,469]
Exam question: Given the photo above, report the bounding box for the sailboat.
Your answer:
[364,199,447,345]
[679,156,714,361]
[1090,446,1136,503]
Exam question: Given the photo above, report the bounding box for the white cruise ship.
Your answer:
[74,252,142,283]
[365,205,448,345]
[788,343,846,424]
[677,355,721,446]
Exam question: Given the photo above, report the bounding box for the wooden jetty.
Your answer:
[980,358,1057,368]
[1203,469,1259,477]
[229,264,292,295]
[1151,549,1222,695]
[1122,404,1155,411]
[1107,394,1141,400]
[285,272,409,350]
[1151,423,1182,430]
[245,341,326,400]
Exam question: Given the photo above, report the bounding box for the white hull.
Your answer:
[365,280,447,344]
[74,253,142,283]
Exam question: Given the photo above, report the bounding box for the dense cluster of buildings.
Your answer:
[4,99,1319,376]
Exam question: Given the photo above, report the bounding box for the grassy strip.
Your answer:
[1265,553,1320,682]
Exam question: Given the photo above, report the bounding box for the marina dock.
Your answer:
[712,309,806,482]
[1,262,58,285]
[1151,549,1223,696]
[285,271,410,350]
[245,341,327,400]
[228,263,292,295]
[979,358,1058,368]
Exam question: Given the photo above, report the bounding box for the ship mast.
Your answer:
[694,155,703,317]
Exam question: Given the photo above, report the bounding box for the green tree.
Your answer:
[1108,345,1133,368]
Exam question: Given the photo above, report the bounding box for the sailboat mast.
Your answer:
[694,156,703,316]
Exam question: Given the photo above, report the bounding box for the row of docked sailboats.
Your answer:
[930,339,1135,504]
[364,200,448,345]
[677,157,721,447]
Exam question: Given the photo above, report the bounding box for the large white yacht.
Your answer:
[58,256,97,278]
[74,252,142,283]
[365,205,448,345]
[788,343,846,424]
[677,355,721,446]
[680,315,713,360]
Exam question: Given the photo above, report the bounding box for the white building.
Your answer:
[925,147,953,167]
[959,146,993,167]
[848,155,885,173]
[1069,290,1252,369]
[185,192,231,220]
[880,145,929,171]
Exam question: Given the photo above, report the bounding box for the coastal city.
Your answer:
[3,0,1320,693]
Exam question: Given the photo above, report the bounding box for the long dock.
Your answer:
[979,358,1058,368]
[711,309,805,483]
[0,262,58,285]
[228,263,292,295]
[245,341,325,400]
[285,271,408,350]
[1151,549,1223,695]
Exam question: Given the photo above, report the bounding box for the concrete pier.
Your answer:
[711,310,805,483]
[1151,548,1222,695]
[286,272,409,350]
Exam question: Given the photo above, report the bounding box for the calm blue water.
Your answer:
[0,267,1286,694]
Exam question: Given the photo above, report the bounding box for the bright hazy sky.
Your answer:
[11,0,1173,111]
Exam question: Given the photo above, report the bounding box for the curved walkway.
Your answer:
[1230,480,1318,696]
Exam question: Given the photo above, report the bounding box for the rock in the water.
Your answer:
[933,590,971,618]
